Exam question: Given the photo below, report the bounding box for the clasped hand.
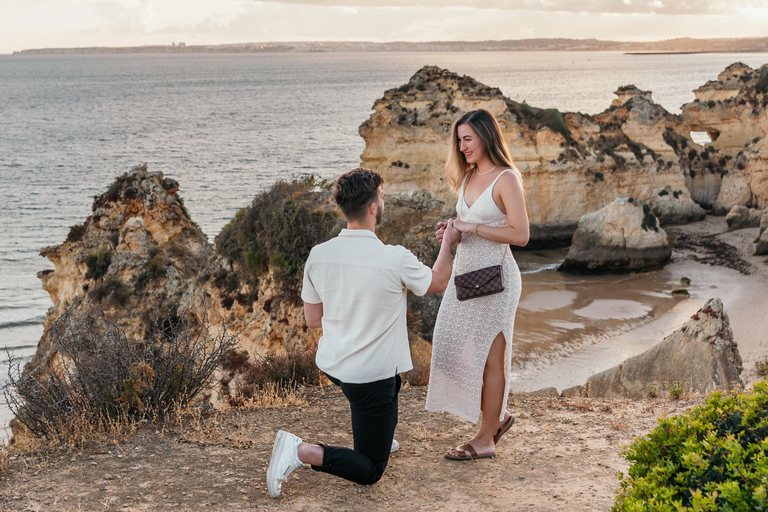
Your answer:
[435,218,462,247]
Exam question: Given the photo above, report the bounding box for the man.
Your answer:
[267,168,460,498]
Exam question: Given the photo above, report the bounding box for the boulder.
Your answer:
[757,213,768,240]
[560,385,585,398]
[583,298,743,399]
[726,205,765,231]
[558,198,671,274]
[651,186,706,225]
[755,227,768,256]
[359,66,702,248]
[530,387,560,398]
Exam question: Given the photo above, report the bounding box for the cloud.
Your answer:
[255,0,766,15]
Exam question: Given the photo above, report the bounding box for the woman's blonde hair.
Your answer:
[445,109,517,192]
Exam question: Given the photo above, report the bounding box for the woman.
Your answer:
[426,108,529,460]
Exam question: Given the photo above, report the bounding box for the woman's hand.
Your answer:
[452,219,475,234]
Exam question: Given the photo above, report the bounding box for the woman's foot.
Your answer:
[446,438,495,459]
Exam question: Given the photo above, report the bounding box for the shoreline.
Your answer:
[512,215,768,393]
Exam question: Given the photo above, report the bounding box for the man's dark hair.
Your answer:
[332,168,384,221]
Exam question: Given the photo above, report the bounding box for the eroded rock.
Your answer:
[558,198,671,274]
[726,205,765,231]
[583,298,743,398]
[360,66,702,247]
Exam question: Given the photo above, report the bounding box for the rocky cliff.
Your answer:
[26,168,444,416]
[360,63,768,246]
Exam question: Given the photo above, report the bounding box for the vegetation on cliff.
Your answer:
[614,382,768,511]
[213,176,341,302]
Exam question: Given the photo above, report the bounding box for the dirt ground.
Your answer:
[0,385,702,512]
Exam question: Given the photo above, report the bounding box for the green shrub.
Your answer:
[214,176,340,301]
[516,102,572,142]
[666,380,686,399]
[90,277,129,305]
[85,245,112,280]
[614,382,768,511]
[66,223,86,243]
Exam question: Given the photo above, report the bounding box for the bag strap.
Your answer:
[453,236,508,276]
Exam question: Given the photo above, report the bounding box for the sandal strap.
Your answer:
[458,443,478,458]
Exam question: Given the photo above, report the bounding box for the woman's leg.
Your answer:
[447,332,508,457]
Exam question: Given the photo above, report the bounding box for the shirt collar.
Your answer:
[339,228,380,240]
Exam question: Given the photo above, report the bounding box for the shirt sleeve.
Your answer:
[301,253,322,304]
[399,248,433,297]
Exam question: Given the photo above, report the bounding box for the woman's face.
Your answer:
[457,123,486,165]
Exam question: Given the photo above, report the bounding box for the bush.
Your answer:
[233,349,321,402]
[66,224,86,244]
[5,309,239,441]
[89,277,130,305]
[214,176,340,300]
[85,245,112,280]
[614,382,768,511]
[516,102,572,142]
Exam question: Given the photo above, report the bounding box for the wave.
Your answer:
[0,316,45,330]
[519,262,561,275]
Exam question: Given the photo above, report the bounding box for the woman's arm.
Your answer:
[452,171,530,247]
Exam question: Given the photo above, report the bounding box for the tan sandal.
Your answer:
[493,414,515,444]
[445,443,495,461]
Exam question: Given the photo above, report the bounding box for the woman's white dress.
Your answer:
[426,169,522,423]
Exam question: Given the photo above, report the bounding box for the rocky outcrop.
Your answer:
[755,227,768,256]
[360,63,768,244]
[679,63,768,214]
[24,167,445,421]
[583,298,743,399]
[760,213,768,239]
[558,198,671,273]
[360,66,704,247]
[32,165,211,371]
[726,205,766,230]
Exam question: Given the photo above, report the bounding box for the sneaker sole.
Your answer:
[267,430,289,498]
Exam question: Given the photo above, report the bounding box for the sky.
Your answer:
[2,0,768,54]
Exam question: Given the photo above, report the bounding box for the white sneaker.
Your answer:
[390,438,400,453]
[267,430,304,498]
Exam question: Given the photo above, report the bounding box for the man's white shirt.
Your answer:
[301,229,432,384]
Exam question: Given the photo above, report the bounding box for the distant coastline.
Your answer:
[12,36,768,55]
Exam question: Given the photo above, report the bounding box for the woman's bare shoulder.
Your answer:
[496,168,524,190]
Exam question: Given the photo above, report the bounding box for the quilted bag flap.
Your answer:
[454,265,502,290]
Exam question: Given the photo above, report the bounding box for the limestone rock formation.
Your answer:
[32,165,211,371]
[360,63,768,245]
[359,66,709,247]
[725,205,766,231]
[680,63,768,214]
[23,168,445,422]
[583,298,743,399]
[760,213,768,239]
[558,198,671,273]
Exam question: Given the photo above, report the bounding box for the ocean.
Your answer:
[2,51,767,439]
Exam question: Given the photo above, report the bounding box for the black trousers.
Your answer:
[311,373,401,485]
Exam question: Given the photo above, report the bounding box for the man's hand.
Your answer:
[442,218,461,247]
[437,219,461,247]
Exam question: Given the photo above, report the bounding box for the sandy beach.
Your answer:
[512,215,768,392]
